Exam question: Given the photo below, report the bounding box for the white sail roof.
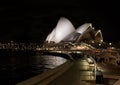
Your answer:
[63,32,81,41]
[46,28,56,42]
[46,34,49,41]
[46,17,75,43]
[45,18,102,43]
[76,23,92,34]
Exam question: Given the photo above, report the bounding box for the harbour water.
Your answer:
[0,50,67,85]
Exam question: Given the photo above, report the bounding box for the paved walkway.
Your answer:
[97,62,120,85]
[48,59,96,85]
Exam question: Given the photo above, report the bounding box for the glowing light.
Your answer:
[109,43,112,45]
[100,40,103,42]
[99,44,101,46]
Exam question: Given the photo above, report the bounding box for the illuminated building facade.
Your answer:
[43,17,103,50]
[45,17,103,44]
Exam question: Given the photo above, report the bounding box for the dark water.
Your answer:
[0,51,67,85]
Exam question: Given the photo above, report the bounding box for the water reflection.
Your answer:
[0,52,67,85]
[39,55,67,69]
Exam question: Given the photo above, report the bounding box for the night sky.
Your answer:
[0,1,120,43]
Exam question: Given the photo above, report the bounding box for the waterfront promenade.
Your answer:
[17,57,96,85]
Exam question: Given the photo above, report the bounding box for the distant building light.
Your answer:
[109,43,112,45]
[76,51,81,53]
[91,41,95,43]
[99,44,101,46]
[100,40,103,42]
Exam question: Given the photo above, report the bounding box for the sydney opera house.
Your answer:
[42,17,103,50]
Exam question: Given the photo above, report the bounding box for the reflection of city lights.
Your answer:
[41,55,67,69]
[56,51,62,53]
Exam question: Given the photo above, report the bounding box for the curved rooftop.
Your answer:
[46,17,75,43]
[76,23,92,34]
[45,17,103,43]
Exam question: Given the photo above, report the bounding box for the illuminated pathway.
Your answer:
[48,58,96,85]
[16,55,97,85]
